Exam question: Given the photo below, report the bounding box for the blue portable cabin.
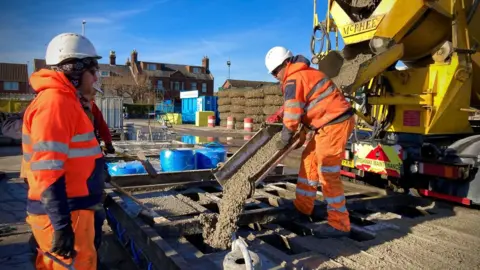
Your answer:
[197,96,219,125]
[180,90,200,124]
[181,98,197,123]
[181,90,218,124]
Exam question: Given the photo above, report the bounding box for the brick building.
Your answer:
[129,49,214,101]
[0,63,30,94]
[33,49,214,103]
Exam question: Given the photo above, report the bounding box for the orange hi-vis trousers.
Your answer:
[293,117,354,232]
[26,210,97,270]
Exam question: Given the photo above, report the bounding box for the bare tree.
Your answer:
[102,74,159,104]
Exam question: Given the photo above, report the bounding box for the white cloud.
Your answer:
[67,7,152,26]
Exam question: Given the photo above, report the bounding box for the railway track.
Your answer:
[104,173,480,270]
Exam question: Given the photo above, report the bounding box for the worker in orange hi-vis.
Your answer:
[22,33,105,269]
[265,46,355,238]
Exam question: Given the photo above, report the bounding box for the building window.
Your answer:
[192,67,201,73]
[202,83,207,93]
[147,63,156,70]
[191,82,197,90]
[156,81,164,91]
[4,82,19,91]
[100,71,110,77]
[174,82,180,90]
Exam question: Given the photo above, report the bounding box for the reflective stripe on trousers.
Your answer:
[294,117,354,232]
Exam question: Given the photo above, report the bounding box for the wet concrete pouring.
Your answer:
[105,169,480,270]
[201,132,282,250]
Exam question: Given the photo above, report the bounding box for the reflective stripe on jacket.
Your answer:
[23,69,105,230]
[281,56,351,139]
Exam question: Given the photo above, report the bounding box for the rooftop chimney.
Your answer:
[131,49,138,63]
[202,55,210,74]
[109,51,116,65]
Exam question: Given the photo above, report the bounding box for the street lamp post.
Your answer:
[227,58,231,79]
[82,20,86,36]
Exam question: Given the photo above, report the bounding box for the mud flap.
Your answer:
[430,135,480,205]
[429,174,480,205]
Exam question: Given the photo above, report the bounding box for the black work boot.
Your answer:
[281,200,313,222]
[313,223,350,238]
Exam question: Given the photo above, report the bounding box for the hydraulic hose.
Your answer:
[231,234,254,270]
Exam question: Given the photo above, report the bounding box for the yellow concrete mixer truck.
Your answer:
[311,0,480,205]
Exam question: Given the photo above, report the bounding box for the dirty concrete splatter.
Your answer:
[331,53,373,94]
[201,132,282,249]
[139,195,199,217]
[350,0,377,7]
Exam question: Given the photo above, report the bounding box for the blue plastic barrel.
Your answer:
[203,142,225,149]
[107,161,147,176]
[195,147,227,169]
[126,161,147,174]
[160,148,196,172]
[107,162,136,176]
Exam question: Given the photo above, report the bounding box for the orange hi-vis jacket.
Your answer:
[280,55,352,142]
[22,69,105,231]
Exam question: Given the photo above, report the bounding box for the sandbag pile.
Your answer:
[243,89,265,131]
[217,84,283,130]
[217,90,231,127]
[262,85,283,119]
[228,89,246,129]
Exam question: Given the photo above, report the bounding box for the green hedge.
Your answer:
[124,104,154,115]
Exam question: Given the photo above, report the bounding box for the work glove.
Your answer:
[295,129,315,149]
[51,225,76,259]
[276,126,294,150]
[266,115,281,124]
[105,143,115,154]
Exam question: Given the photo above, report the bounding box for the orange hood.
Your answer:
[282,55,311,84]
[29,69,77,98]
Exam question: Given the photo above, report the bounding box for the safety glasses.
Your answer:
[271,65,282,77]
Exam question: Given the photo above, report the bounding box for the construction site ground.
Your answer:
[125,119,256,137]
[2,128,480,269]
[108,172,480,269]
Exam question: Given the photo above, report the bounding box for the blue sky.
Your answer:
[0,0,340,90]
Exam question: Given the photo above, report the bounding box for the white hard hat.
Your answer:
[45,33,102,65]
[265,46,293,74]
